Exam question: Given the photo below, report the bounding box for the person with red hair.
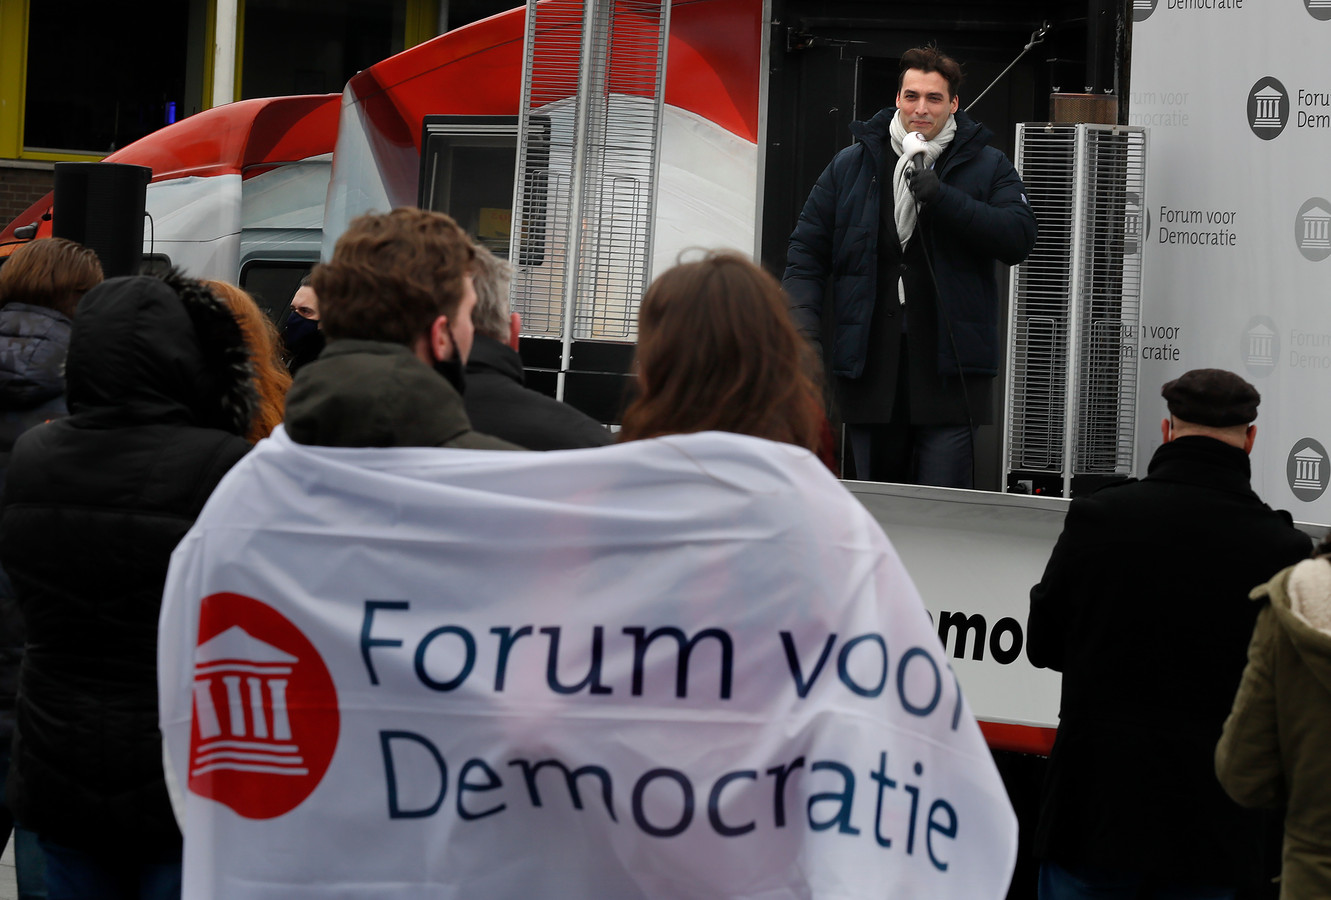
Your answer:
[206,281,292,443]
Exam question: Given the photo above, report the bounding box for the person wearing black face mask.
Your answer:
[281,208,521,450]
[431,324,468,397]
[280,277,325,376]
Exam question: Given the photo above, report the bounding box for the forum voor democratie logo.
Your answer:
[1248,77,1290,140]
[1125,193,1147,255]
[1296,198,1331,262]
[188,592,339,819]
[1308,0,1331,21]
[1288,439,1331,502]
[1241,316,1279,379]
[1133,0,1157,21]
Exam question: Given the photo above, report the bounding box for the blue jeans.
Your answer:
[38,840,180,900]
[0,746,47,899]
[1039,860,1238,900]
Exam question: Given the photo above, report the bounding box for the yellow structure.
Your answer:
[0,0,441,164]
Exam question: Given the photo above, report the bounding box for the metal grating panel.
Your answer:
[1072,127,1147,477]
[509,0,670,395]
[1004,123,1148,496]
[1006,124,1077,474]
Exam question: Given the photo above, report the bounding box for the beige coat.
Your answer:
[1217,558,1331,899]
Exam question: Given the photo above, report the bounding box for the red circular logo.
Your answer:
[187,592,339,819]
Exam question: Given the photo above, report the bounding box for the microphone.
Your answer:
[901,131,928,174]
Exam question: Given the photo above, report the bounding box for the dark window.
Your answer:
[25,0,189,153]
[240,261,313,323]
[445,0,516,29]
[241,0,406,99]
[418,115,549,261]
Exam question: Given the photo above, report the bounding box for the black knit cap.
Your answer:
[1161,368,1259,427]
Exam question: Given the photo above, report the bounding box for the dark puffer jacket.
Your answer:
[0,275,252,857]
[783,108,1036,380]
[0,302,72,746]
[0,303,70,466]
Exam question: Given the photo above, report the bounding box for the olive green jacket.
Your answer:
[284,339,521,450]
[1217,558,1331,899]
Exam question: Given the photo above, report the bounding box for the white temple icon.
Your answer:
[1300,203,1331,251]
[1294,447,1325,491]
[191,626,309,778]
[1253,86,1284,129]
[1246,323,1276,367]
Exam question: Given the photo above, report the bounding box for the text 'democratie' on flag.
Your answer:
[159,429,1016,899]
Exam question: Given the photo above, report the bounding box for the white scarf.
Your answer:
[890,111,956,251]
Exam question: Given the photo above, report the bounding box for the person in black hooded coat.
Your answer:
[0,237,104,900]
[0,271,255,899]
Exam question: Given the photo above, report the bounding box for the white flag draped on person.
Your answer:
[159,428,1016,899]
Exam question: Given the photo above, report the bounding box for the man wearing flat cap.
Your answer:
[1026,368,1309,899]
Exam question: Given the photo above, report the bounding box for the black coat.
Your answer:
[1027,436,1311,887]
[783,108,1036,383]
[0,277,251,856]
[464,335,611,451]
[0,302,71,744]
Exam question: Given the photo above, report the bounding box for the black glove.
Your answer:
[905,167,939,206]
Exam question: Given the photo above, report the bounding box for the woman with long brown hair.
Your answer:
[619,251,825,454]
[206,281,293,443]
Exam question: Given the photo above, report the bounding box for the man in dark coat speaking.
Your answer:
[1027,369,1310,898]
[782,45,1036,486]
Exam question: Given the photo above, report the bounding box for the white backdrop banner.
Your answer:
[159,430,1016,899]
[1129,0,1331,520]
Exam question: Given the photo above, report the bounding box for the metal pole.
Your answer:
[212,0,239,108]
[509,0,541,292]
[752,0,770,263]
[556,0,605,402]
[1062,125,1089,498]
[1128,127,1148,478]
[1000,123,1028,490]
[642,0,671,283]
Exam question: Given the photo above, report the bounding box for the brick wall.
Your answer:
[0,161,55,227]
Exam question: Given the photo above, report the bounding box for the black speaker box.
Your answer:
[52,162,152,278]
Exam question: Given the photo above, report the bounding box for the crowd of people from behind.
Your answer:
[0,44,1326,900]
[0,207,840,898]
[1,208,1329,900]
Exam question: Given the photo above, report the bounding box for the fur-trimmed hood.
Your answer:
[65,272,256,435]
[1259,558,1331,695]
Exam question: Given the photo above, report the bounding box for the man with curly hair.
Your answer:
[284,208,518,450]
